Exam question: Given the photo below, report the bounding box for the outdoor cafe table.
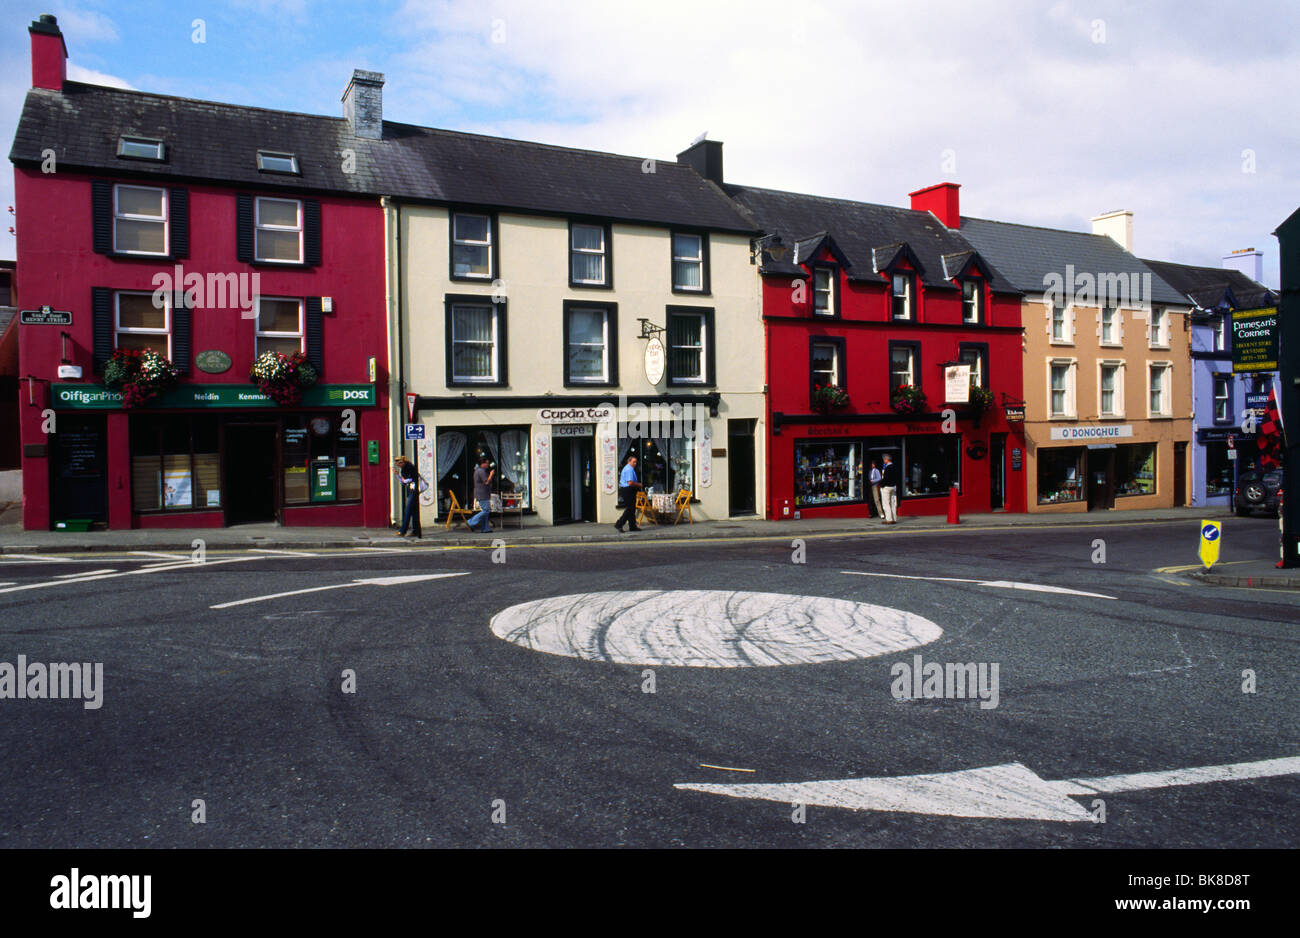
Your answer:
[649,493,677,522]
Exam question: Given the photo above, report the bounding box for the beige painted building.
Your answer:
[382,149,764,528]
[961,212,1194,512]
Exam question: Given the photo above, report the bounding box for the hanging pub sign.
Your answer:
[1004,405,1026,422]
[20,305,72,325]
[1231,307,1279,373]
[644,337,666,385]
[944,365,971,404]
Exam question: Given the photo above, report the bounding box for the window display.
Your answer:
[1205,443,1233,498]
[1115,443,1156,497]
[903,435,960,496]
[795,442,860,506]
[620,429,695,494]
[130,416,219,512]
[437,426,533,515]
[1038,447,1084,504]
[283,414,363,505]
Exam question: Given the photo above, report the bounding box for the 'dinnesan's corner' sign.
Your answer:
[52,384,376,409]
[1232,307,1279,373]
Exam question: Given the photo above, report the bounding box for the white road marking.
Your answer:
[842,570,1116,600]
[210,572,468,609]
[490,590,943,667]
[0,554,71,563]
[55,569,116,578]
[0,556,257,596]
[675,755,1300,823]
[249,548,320,557]
[130,551,187,560]
[700,764,756,773]
[0,582,13,587]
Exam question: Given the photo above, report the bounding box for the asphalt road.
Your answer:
[0,517,1296,848]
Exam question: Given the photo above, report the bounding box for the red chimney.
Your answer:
[30,14,67,91]
[909,182,961,229]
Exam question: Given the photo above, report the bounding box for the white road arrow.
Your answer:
[210,572,468,609]
[843,570,1116,599]
[675,756,1300,823]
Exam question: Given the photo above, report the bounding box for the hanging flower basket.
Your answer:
[102,348,180,409]
[967,386,996,412]
[811,383,850,413]
[250,351,318,406]
[890,384,927,415]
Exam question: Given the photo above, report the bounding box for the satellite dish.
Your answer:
[690,131,708,146]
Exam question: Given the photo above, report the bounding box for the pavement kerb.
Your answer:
[0,509,1244,555]
[1186,571,1300,592]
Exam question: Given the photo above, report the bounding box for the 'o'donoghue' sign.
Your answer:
[1049,424,1133,441]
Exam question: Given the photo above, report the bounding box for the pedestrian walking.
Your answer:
[393,456,424,538]
[869,459,884,518]
[880,453,900,524]
[614,454,642,532]
[467,455,495,533]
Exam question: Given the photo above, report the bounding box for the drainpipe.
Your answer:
[382,196,405,524]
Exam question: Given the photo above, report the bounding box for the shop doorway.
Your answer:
[1086,447,1115,511]
[728,419,756,516]
[224,424,278,524]
[1173,442,1187,506]
[989,433,1006,510]
[553,435,595,524]
[50,414,108,526]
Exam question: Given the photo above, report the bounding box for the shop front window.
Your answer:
[1205,443,1233,498]
[903,435,960,497]
[282,414,362,505]
[795,441,860,507]
[1115,443,1156,497]
[130,416,219,511]
[620,428,695,494]
[436,427,532,514]
[1038,448,1084,505]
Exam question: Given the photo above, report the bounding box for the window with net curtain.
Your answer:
[673,233,703,291]
[571,224,606,284]
[568,306,608,382]
[452,303,497,380]
[668,311,704,382]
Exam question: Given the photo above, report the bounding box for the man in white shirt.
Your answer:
[868,459,884,519]
[880,454,900,524]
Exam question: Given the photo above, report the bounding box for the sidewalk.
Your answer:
[0,505,1247,554]
[1188,559,1300,591]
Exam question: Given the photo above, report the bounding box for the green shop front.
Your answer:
[49,383,388,529]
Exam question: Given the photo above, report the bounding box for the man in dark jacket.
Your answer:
[880,453,901,524]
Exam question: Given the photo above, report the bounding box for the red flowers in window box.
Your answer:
[250,350,318,406]
[810,383,850,413]
[102,347,180,409]
[890,383,927,415]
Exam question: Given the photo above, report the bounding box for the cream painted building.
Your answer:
[382,138,764,528]
[961,212,1195,511]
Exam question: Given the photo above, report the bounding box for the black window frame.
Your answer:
[449,210,499,283]
[562,299,619,388]
[568,219,613,290]
[958,342,990,390]
[255,150,301,175]
[444,293,508,388]
[665,305,716,387]
[811,264,841,318]
[117,136,166,162]
[670,229,711,296]
[808,335,847,406]
[888,340,922,394]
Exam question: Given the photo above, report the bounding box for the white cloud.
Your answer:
[49,6,120,43]
[67,63,134,90]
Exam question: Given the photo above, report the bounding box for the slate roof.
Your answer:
[959,216,1188,306]
[726,185,1018,293]
[1140,258,1276,312]
[8,82,755,233]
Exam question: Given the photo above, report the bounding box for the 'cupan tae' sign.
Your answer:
[1231,307,1278,373]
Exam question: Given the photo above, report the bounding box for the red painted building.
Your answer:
[10,15,390,529]
[727,182,1028,518]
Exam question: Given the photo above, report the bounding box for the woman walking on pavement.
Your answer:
[393,456,424,538]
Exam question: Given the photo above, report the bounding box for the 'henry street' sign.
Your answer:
[20,306,72,325]
[1232,307,1279,373]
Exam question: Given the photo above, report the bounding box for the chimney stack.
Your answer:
[342,69,385,140]
[1092,210,1134,253]
[677,137,724,187]
[909,182,961,229]
[1222,247,1263,284]
[29,14,66,91]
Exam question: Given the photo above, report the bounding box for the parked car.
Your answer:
[1234,469,1283,517]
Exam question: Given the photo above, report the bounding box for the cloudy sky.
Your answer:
[2,0,1297,284]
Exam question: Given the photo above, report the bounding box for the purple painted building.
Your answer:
[1143,252,1277,508]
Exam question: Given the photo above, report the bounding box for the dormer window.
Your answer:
[256,150,300,175]
[117,136,164,161]
[891,273,913,320]
[962,279,983,323]
[813,267,835,316]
